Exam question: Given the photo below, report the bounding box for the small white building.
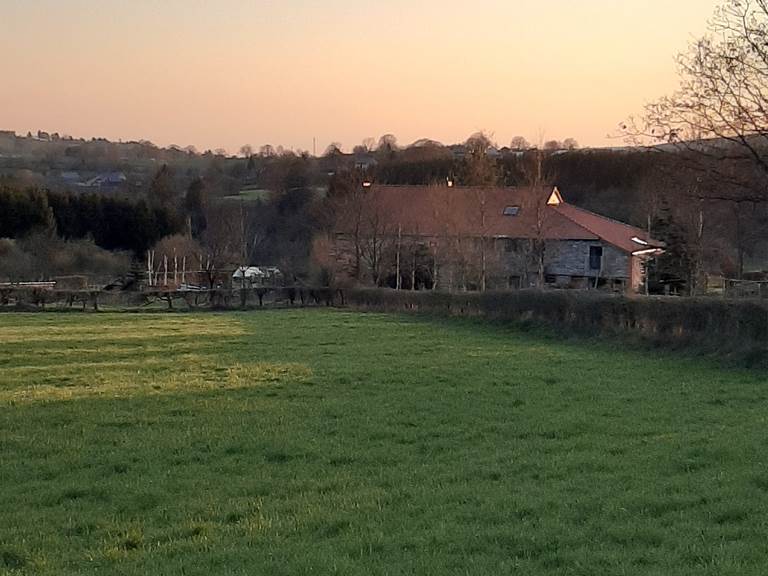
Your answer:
[232,266,282,287]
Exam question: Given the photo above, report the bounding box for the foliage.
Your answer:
[0,186,179,254]
[627,0,768,203]
[0,233,131,282]
[346,288,768,358]
[184,178,208,238]
[149,164,177,209]
[48,192,179,253]
[0,186,53,237]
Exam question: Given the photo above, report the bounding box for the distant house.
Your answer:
[232,266,283,287]
[60,171,81,185]
[447,144,467,159]
[328,185,664,292]
[485,146,502,158]
[79,171,127,189]
[354,154,377,171]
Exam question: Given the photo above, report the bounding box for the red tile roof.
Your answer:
[336,185,663,253]
[552,202,663,253]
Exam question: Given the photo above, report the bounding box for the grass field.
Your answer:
[220,188,272,203]
[2,310,768,575]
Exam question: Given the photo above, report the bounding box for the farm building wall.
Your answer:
[544,241,629,279]
[327,234,632,290]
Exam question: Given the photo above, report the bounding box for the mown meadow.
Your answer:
[1,310,767,575]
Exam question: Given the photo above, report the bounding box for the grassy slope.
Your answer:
[1,310,767,575]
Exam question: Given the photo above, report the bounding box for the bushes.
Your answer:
[345,288,768,353]
[0,234,131,283]
[3,282,765,359]
[0,186,179,254]
[0,286,346,312]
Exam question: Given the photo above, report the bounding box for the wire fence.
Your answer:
[721,278,768,299]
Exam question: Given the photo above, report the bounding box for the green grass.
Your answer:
[220,188,272,203]
[1,309,767,575]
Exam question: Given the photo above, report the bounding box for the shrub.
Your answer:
[344,288,768,355]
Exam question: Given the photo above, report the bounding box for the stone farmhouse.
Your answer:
[327,184,664,292]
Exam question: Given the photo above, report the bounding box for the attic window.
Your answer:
[547,187,563,206]
[503,206,520,216]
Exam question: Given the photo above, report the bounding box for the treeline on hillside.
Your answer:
[0,185,179,283]
[0,186,178,253]
[3,129,768,293]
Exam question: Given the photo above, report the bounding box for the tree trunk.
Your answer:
[396,224,402,290]
[432,242,439,291]
[735,205,745,280]
[537,242,545,288]
[481,237,487,292]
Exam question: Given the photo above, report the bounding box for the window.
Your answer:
[589,246,603,270]
[502,205,520,216]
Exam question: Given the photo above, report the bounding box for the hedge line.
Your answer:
[344,288,768,351]
[0,286,343,311]
[3,285,766,358]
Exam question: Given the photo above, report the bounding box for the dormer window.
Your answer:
[503,206,520,216]
[547,187,563,205]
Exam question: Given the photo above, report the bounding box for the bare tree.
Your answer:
[519,150,557,287]
[472,189,495,291]
[510,136,530,150]
[361,137,376,152]
[324,142,343,157]
[151,234,204,287]
[621,1,768,286]
[360,207,390,285]
[259,144,276,158]
[626,0,768,200]
[199,204,242,288]
[462,131,500,185]
[377,134,398,152]
[240,144,254,158]
[563,138,579,150]
[326,185,366,281]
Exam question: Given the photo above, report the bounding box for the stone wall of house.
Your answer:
[494,239,630,282]
[545,240,629,279]
[329,234,631,289]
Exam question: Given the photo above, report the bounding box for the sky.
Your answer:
[0,0,721,154]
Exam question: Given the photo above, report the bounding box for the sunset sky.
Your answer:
[1,0,721,154]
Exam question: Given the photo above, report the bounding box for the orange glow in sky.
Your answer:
[1,0,721,153]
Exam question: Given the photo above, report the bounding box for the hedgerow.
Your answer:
[344,288,768,358]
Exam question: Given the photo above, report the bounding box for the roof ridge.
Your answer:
[373,184,550,189]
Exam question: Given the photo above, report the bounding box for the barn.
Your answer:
[328,184,664,292]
